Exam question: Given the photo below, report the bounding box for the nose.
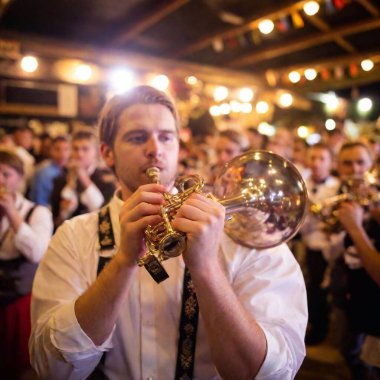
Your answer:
[145,135,162,159]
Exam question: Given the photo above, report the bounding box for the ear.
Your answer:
[100,143,115,168]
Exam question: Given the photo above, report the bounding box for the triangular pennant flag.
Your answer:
[333,0,346,10]
[291,11,304,28]
[326,0,336,14]
[212,38,224,52]
[349,63,359,77]
[334,66,344,80]
[251,29,262,45]
[277,17,289,33]
[321,68,330,80]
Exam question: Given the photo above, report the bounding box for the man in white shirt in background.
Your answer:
[300,143,340,345]
[30,85,307,380]
[50,130,115,228]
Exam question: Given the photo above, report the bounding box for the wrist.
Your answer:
[114,249,140,270]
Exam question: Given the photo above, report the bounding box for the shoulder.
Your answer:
[92,168,116,184]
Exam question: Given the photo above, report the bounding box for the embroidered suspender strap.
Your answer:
[88,206,115,380]
[174,267,199,380]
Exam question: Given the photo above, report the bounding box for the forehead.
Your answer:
[338,146,372,162]
[0,163,18,173]
[73,138,95,148]
[308,147,330,158]
[118,103,176,132]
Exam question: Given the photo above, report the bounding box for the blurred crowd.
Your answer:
[0,121,379,380]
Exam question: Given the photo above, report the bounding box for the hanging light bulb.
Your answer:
[256,101,269,114]
[303,1,320,16]
[304,68,317,80]
[151,74,170,91]
[20,56,39,73]
[214,86,229,102]
[258,19,275,34]
[279,93,293,108]
[75,64,93,81]
[289,71,301,83]
[238,88,254,102]
[361,59,374,72]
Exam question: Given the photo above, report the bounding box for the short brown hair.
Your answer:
[219,129,248,150]
[99,85,179,147]
[0,149,24,176]
[308,142,333,159]
[338,141,373,160]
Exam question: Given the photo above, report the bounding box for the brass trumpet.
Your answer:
[138,151,308,280]
[310,172,380,232]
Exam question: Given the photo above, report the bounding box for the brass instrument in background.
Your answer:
[310,171,380,232]
[138,151,308,280]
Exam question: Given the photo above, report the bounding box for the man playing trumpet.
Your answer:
[30,86,307,380]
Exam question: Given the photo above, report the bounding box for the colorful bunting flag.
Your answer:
[291,11,304,29]
[349,63,359,77]
[212,38,224,52]
[333,0,346,10]
[334,66,344,80]
[277,17,290,33]
[321,68,330,80]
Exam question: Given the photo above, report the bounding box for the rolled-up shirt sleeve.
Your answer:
[230,242,308,380]
[14,206,53,263]
[30,218,114,380]
[80,183,104,211]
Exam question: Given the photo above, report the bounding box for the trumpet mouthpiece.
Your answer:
[146,167,160,184]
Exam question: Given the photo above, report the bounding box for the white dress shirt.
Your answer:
[30,195,307,380]
[301,176,341,255]
[0,192,53,263]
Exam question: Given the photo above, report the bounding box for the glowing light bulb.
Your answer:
[258,19,274,35]
[325,119,336,131]
[305,68,317,80]
[241,103,253,113]
[214,86,229,102]
[20,56,39,73]
[303,1,320,16]
[361,59,374,72]
[186,76,198,85]
[289,71,301,83]
[238,88,254,102]
[358,98,372,113]
[75,64,93,81]
[209,105,221,117]
[256,101,269,114]
[279,93,293,108]
[297,126,309,138]
[151,74,170,91]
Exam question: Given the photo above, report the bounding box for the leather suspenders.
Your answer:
[96,206,199,380]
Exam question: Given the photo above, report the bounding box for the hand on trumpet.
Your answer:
[117,183,166,267]
[335,202,364,234]
[172,193,225,273]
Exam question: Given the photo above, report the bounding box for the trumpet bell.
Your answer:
[213,150,308,249]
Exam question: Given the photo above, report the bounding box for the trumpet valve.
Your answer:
[146,167,160,184]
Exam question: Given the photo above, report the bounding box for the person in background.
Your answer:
[245,126,268,150]
[30,85,307,380]
[292,138,311,180]
[266,127,294,161]
[12,126,34,155]
[300,143,340,345]
[34,133,53,164]
[29,135,71,207]
[330,142,378,380]
[208,129,248,185]
[0,149,53,380]
[50,130,116,228]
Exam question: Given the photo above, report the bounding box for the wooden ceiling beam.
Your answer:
[307,15,356,53]
[266,47,380,75]
[357,0,380,16]
[111,0,190,46]
[228,17,380,68]
[0,32,267,88]
[173,0,304,58]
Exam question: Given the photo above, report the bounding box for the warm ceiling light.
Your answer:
[238,88,254,102]
[214,86,229,102]
[241,103,253,113]
[258,19,274,34]
[109,68,135,94]
[75,64,93,81]
[20,56,39,73]
[361,59,374,72]
[297,126,309,138]
[230,100,242,113]
[151,74,170,91]
[258,122,276,136]
[209,105,221,117]
[325,119,336,131]
[186,76,198,85]
[357,97,373,113]
[288,71,301,83]
[304,68,317,80]
[279,93,293,108]
[303,1,320,16]
[220,103,231,115]
[256,101,269,114]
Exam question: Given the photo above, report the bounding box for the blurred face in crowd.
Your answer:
[266,138,291,159]
[293,139,308,166]
[246,129,264,150]
[102,103,179,199]
[307,147,332,182]
[50,140,71,167]
[215,136,242,166]
[72,138,98,169]
[338,145,373,177]
[0,164,22,193]
[14,129,34,150]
